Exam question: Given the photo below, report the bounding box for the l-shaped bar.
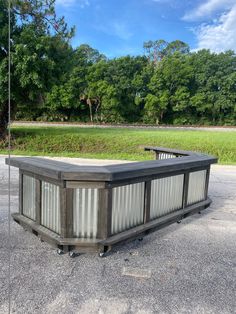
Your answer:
[6,147,217,256]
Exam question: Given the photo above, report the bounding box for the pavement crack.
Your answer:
[67,261,78,277]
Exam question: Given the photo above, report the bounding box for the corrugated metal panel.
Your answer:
[22,175,36,220]
[73,188,99,239]
[112,182,145,234]
[150,175,184,219]
[41,182,60,234]
[187,170,206,205]
[159,153,176,160]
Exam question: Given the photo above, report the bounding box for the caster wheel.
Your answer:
[138,237,143,242]
[99,252,106,258]
[69,251,79,258]
[177,220,182,224]
[57,249,64,255]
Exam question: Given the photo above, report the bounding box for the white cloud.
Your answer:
[183,0,234,21]
[56,0,89,8]
[195,4,236,52]
[182,0,236,52]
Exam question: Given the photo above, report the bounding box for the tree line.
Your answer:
[1,0,236,139]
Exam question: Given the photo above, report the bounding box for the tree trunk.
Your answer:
[95,99,100,123]
[0,101,9,139]
[0,100,16,140]
[87,99,93,123]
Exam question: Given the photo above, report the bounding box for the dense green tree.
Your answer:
[143,39,168,63]
[26,44,236,125]
[143,39,190,64]
[0,0,17,136]
[44,45,105,122]
[165,40,190,55]
[189,50,236,124]
[1,9,236,130]
[0,0,74,137]
[85,56,148,122]
[144,52,194,124]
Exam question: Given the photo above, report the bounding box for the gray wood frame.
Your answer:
[7,147,217,254]
[97,188,112,239]
[19,170,23,215]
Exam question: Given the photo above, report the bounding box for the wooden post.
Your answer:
[60,187,74,238]
[144,180,151,223]
[204,167,210,200]
[155,152,160,160]
[19,170,23,215]
[66,188,74,238]
[35,179,41,224]
[182,172,190,208]
[97,188,112,239]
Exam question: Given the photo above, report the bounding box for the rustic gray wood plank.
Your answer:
[6,153,217,183]
[182,172,190,208]
[35,179,41,224]
[105,165,208,188]
[19,170,23,215]
[204,167,210,200]
[144,181,151,223]
[66,181,106,189]
[97,188,112,239]
[60,187,67,238]
[66,188,74,238]
[21,169,65,187]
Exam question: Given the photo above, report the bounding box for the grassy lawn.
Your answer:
[0,126,235,164]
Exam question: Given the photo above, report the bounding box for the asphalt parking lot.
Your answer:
[0,157,235,314]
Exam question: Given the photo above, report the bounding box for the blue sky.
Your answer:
[56,0,236,57]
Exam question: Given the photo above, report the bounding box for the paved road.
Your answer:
[0,157,236,314]
[12,121,236,132]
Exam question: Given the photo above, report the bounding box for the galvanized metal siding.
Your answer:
[73,188,99,239]
[159,153,176,160]
[41,182,60,234]
[187,170,206,205]
[150,175,184,219]
[112,182,145,235]
[22,175,36,220]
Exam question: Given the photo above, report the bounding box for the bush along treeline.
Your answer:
[1,1,236,141]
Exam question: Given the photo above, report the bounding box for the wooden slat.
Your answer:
[204,167,210,200]
[144,181,151,223]
[105,156,217,182]
[35,179,41,224]
[105,166,208,188]
[182,172,190,208]
[20,169,65,187]
[19,170,23,215]
[60,188,67,238]
[12,213,61,242]
[66,181,105,189]
[97,188,112,239]
[66,189,74,238]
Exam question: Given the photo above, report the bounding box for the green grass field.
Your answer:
[0,126,235,164]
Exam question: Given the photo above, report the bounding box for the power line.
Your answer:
[8,0,12,313]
